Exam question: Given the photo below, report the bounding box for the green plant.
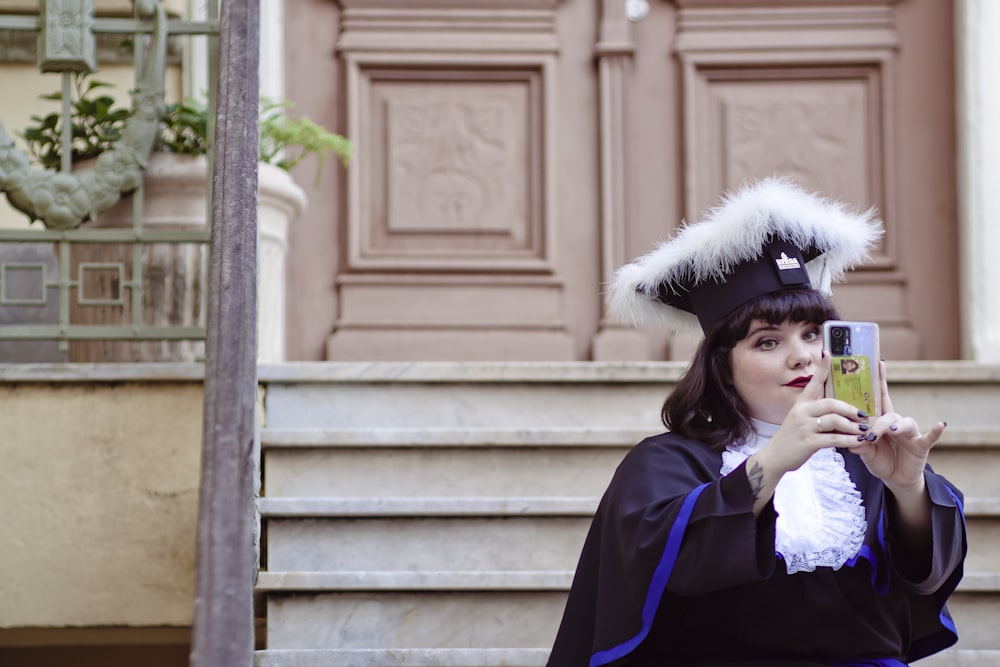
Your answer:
[259,98,352,180]
[156,97,210,156]
[21,73,132,170]
[21,73,352,179]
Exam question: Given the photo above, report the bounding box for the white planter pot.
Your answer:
[68,153,305,362]
[257,160,307,363]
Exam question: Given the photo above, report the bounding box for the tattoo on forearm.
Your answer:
[747,460,767,500]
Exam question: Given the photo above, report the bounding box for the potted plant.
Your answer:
[18,73,351,362]
[23,75,351,176]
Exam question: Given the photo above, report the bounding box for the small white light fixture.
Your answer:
[625,0,650,22]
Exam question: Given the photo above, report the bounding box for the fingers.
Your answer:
[924,420,948,448]
[815,411,871,436]
[800,353,832,402]
[879,360,894,416]
[879,415,947,445]
[811,396,871,422]
[803,358,869,421]
[868,413,948,449]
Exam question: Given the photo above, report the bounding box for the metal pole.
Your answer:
[190,0,260,664]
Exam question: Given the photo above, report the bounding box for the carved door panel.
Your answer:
[284,0,957,361]
[320,0,578,360]
[648,0,959,360]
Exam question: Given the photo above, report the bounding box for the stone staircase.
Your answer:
[254,362,1000,667]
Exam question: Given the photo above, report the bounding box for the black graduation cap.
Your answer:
[609,178,883,333]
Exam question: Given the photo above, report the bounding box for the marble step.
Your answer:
[259,496,1000,575]
[962,498,1000,575]
[264,516,590,573]
[261,427,1000,500]
[260,587,999,651]
[260,426,1000,449]
[262,447,624,499]
[919,651,1000,667]
[255,363,1000,658]
[260,427,652,448]
[256,570,997,595]
[254,648,551,667]
[263,591,567,650]
[258,361,1000,432]
[253,648,1000,667]
[258,496,598,518]
[257,571,574,592]
[261,510,999,575]
[949,588,1000,650]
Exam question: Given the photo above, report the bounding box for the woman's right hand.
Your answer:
[745,356,870,514]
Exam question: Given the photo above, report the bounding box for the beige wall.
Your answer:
[0,380,203,629]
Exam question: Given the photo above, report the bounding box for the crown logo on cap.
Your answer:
[775,252,801,271]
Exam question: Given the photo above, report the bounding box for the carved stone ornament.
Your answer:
[0,0,167,230]
[38,0,97,73]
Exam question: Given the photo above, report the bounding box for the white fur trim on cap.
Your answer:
[608,177,884,332]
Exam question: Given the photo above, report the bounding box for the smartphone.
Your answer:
[822,320,881,420]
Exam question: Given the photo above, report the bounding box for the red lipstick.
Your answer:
[784,375,812,388]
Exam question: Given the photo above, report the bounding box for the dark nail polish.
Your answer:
[859,424,870,431]
[889,424,898,432]
[857,410,868,419]
[822,350,827,359]
[943,421,948,428]
[866,432,877,441]
[857,435,866,441]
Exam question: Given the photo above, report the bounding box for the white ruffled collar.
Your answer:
[721,419,867,574]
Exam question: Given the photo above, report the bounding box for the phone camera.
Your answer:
[830,326,851,355]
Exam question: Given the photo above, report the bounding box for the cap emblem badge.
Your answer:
[775,252,801,271]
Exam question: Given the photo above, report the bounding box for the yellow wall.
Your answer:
[0,380,203,628]
[0,64,185,230]
[0,0,190,229]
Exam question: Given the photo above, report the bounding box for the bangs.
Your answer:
[746,289,838,326]
[709,289,839,347]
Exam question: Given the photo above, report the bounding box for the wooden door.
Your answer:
[283,0,958,361]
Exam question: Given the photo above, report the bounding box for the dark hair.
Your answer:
[662,288,839,451]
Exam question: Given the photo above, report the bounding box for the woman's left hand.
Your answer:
[848,360,947,493]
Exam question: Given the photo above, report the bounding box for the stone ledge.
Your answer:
[254,648,551,667]
[254,569,997,595]
[259,361,688,383]
[3,360,998,384]
[261,427,655,448]
[259,426,1000,449]
[0,362,205,382]
[917,649,1000,666]
[258,497,599,518]
[259,496,1000,519]
[254,648,1000,667]
[256,570,574,592]
[965,498,1000,516]
[958,572,1000,593]
[258,361,1000,384]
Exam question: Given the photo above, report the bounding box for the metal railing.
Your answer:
[3,4,263,666]
[0,1,219,362]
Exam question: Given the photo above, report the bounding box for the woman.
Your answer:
[548,179,966,667]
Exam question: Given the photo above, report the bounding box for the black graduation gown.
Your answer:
[547,433,967,667]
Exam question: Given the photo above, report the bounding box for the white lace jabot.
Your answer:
[721,419,867,574]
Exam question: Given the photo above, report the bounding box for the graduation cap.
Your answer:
[609,177,883,333]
